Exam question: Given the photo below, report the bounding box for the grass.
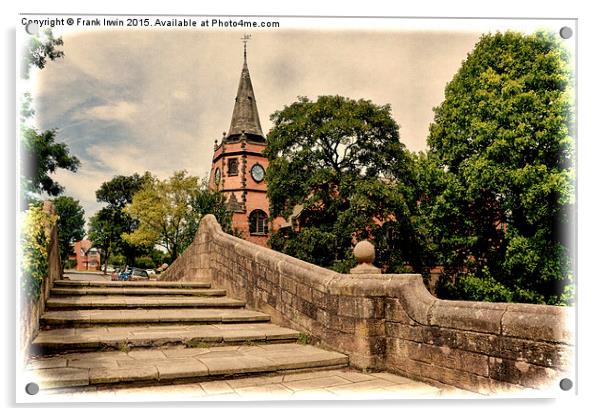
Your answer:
[297,333,311,345]
[185,340,211,349]
[118,342,130,353]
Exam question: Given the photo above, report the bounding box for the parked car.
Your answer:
[111,266,149,281]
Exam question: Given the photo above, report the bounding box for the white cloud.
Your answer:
[78,101,138,123]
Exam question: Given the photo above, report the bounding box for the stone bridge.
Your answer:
[20,206,574,397]
[160,214,574,394]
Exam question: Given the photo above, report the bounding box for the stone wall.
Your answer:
[160,215,574,394]
[20,201,62,361]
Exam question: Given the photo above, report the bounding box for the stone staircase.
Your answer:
[26,279,348,393]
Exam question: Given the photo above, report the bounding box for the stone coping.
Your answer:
[199,215,574,344]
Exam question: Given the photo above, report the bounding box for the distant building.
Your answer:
[69,240,101,271]
[209,41,285,246]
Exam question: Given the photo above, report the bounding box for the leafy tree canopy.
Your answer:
[21,128,80,202]
[52,196,85,269]
[90,173,152,270]
[181,178,235,249]
[423,31,574,304]
[265,95,416,271]
[21,28,64,79]
[122,171,200,262]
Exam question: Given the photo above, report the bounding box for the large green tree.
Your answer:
[423,31,574,304]
[52,196,85,270]
[122,171,200,262]
[91,173,151,269]
[265,95,416,272]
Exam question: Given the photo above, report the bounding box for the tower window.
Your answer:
[249,209,268,235]
[228,158,239,176]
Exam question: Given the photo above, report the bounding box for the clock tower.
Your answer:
[209,38,279,246]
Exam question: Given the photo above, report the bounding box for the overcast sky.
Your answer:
[28,21,569,223]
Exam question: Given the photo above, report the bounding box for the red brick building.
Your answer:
[69,239,101,271]
[209,43,284,246]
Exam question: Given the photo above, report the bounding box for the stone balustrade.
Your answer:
[160,215,574,394]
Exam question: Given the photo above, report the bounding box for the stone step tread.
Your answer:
[32,323,301,351]
[50,287,226,297]
[54,280,211,288]
[26,344,349,390]
[46,296,246,309]
[41,308,271,325]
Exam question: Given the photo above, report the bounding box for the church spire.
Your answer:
[225,35,264,142]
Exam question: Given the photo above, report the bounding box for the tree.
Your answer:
[265,95,415,272]
[91,173,151,270]
[122,171,200,262]
[52,196,85,270]
[180,179,234,250]
[20,28,77,208]
[424,31,574,304]
[21,128,80,203]
[88,208,115,274]
[21,28,65,79]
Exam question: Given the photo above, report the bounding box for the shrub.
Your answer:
[20,204,57,301]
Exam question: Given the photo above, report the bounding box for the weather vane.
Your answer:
[241,34,251,63]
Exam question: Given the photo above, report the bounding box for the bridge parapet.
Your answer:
[160,214,574,394]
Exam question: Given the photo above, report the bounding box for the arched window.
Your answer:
[249,210,268,235]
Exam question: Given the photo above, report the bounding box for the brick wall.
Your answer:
[160,215,574,394]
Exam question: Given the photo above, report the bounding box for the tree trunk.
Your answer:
[103,247,110,275]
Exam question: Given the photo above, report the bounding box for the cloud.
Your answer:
[36,28,485,223]
[77,101,138,123]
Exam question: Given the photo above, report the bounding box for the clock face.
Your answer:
[214,168,221,185]
[251,164,265,182]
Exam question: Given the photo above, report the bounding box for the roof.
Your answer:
[225,53,265,142]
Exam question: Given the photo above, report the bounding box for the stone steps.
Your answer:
[26,344,348,390]
[53,280,212,289]
[27,277,351,394]
[31,323,301,354]
[45,296,246,310]
[50,287,227,297]
[40,308,271,326]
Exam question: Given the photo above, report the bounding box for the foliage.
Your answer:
[181,178,235,249]
[64,259,77,270]
[20,128,80,203]
[90,173,151,271]
[20,204,57,300]
[21,28,64,79]
[52,196,85,270]
[423,31,574,304]
[122,171,200,261]
[265,95,415,271]
[20,29,76,208]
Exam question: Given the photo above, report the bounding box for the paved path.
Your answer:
[44,368,451,400]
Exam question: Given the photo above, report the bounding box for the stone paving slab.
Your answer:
[54,280,211,288]
[50,287,226,297]
[41,308,271,325]
[41,368,449,399]
[27,344,348,390]
[32,323,301,351]
[46,296,246,309]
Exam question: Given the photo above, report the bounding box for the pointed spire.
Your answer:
[225,36,264,141]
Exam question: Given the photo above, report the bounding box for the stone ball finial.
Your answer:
[353,240,375,264]
[350,240,381,275]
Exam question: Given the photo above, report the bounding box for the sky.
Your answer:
[25,18,573,224]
